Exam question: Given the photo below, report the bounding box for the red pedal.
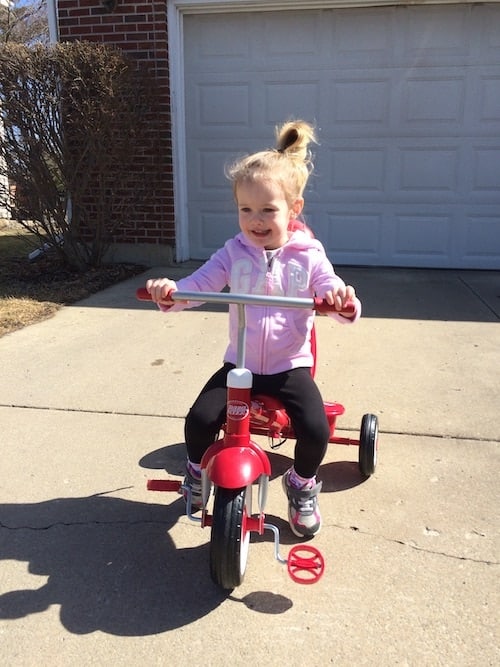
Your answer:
[287,545,325,584]
[147,479,182,492]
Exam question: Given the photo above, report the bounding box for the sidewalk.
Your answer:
[1,267,499,666]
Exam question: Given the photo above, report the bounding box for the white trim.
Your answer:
[172,0,499,11]
[168,2,190,261]
[47,0,59,43]
[168,0,500,261]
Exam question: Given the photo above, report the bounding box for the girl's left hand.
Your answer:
[325,284,356,314]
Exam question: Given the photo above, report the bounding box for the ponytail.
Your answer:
[226,119,317,202]
[275,120,316,163]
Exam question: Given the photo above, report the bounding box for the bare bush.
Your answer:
[0,41,161,269]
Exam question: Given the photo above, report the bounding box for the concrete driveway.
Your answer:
[1,267,499,666]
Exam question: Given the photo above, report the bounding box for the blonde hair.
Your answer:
[226,120,317,205]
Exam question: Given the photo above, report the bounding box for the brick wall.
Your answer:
[57,0,175,261]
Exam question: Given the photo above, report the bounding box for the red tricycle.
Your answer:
[136,288,378,590]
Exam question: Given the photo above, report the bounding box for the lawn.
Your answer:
[0,220,145,337]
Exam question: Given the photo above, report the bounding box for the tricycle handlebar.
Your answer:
[136,287,355,316]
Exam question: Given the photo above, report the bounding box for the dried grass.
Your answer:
[0,221,144,337]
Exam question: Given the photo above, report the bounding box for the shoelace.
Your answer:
[292,493,316,514]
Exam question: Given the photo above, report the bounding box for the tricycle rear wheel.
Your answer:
[359,413,378,477]
[209,485,251,589]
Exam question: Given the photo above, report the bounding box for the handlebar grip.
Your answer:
[314,298,356,317]
[136,287,152,301]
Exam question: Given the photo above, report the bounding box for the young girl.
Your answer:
[147,120,361,538]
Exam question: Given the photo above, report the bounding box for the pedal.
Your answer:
[147,479,182,492]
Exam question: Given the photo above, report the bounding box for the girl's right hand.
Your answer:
[146,278,177,305]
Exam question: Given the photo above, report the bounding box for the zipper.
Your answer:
[258,250,279,374]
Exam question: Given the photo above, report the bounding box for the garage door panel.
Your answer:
[263,79,321,127]
[393,213,453,261]
[326,211,383,262]
[481,6,500,55]
[196,83,250,129]
[476,74,500,124]
[398,70,468,137]
[397,146,460,195]
[184,14,253,71]
[463,214,500,263]
[327,147,387,196]
[471,147,500,193]
[196,149,230,192]
[329,77,392,127]
[191,206,236,257]
[333,9,395,68]
[401,5,471,64]
[318,138,388,203]
[261,11,322,61]
[403,76,466,125]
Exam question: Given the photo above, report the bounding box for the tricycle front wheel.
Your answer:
[359,413,378,477]
[209,485,251,589]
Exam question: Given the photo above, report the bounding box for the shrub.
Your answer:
[0,41,161,269]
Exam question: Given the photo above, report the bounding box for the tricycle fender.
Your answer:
[201,439,271,488]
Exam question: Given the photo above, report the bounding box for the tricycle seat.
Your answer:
[249,394,345,440]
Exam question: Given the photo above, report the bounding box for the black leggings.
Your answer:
[184,363,330,478]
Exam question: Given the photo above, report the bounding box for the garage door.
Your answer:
[183,4,500,268]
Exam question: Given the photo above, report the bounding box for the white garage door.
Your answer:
[183,4,500,268]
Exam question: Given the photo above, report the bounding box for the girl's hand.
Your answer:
[324,284,357,316]
[146,278,177,305]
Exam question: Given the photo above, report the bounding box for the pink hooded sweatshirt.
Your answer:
[163,230,361,375]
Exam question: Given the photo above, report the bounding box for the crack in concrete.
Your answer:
[458,276,500,320]
[2,519,498,567]
[1,402,497,443]
[338,523,499,566]
[0,519,168,531]
[0,402,186,422]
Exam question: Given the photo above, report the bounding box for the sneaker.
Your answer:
[282,468,322,537]
[181,466,205,511]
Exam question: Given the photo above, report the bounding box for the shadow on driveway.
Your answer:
[0,492,228,636]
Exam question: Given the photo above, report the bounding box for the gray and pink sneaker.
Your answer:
[282,468,322,537]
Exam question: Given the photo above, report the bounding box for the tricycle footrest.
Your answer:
[147,479,182,492]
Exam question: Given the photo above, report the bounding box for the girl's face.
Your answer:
[236,179,303,250]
